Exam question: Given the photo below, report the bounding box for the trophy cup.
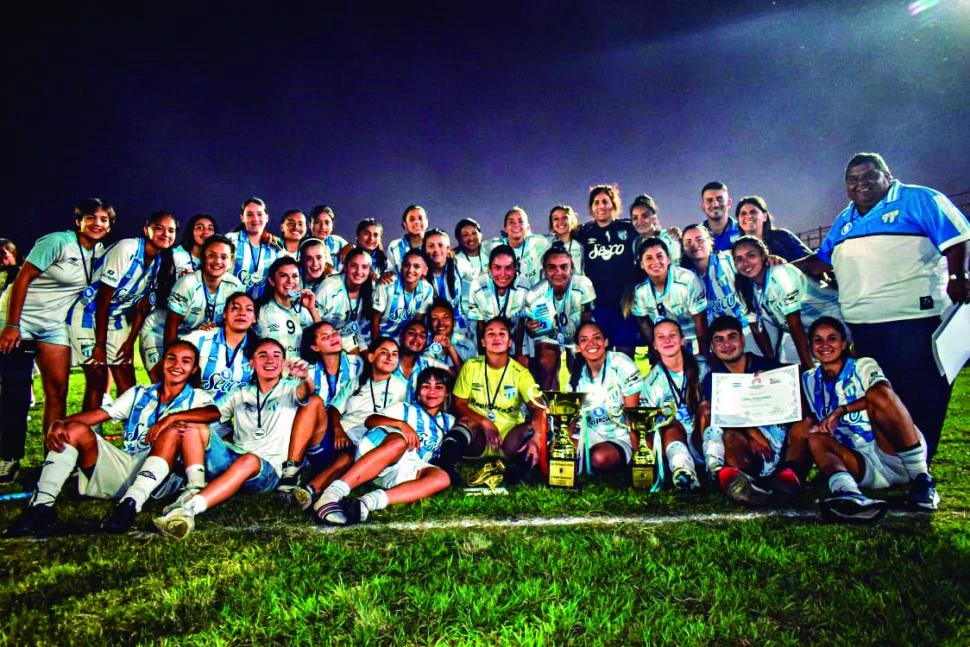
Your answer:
[542,390,586,489]
[625,402,677,490]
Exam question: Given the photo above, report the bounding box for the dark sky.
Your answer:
[5,0,969,249]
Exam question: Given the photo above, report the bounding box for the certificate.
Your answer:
[933,303,970,385]
[711,364,802,428]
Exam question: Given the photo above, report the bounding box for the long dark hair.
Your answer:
[731,236,770,315]
[255,256,301,312]
[356,218,388,274]
[148,211,180,309]
[652,318,703,424]
[568,320,607,391]
[352,336,400,396]
[453,218,482,256]
[343,246,376,320]
[422,228,460,300]
[179,214,217,254]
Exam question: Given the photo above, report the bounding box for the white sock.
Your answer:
[897,445,929,481]
[665,441,696,475]
[828,471,862,496]
[185,464,206,490]
[183,493,208,515]
[702,426,725,474]
[360,489,389,512]
[32,445,79,507]
[314,479,351,511]
[125,456,171,512]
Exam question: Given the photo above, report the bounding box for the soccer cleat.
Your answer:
[276,460,302,493]
[772,467,802,501]
[0,458,20,485]
[101,497,138,534]
[340,497,369,525]
[162,487,201,515]
[720,467,770,506]
[3,503,57,537]
[290,484,316,511]
[819,492,888,524]
[672,467,700,492]
[467,460,505,488]
[907,473,941,511]
[313,501,347,526]
[153,507,195,539]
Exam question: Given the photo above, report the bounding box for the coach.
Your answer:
[795,152,970,462]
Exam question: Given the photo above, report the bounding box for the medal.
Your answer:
[254,427,265,438]
[557,332,565,346]
[148,293,156,306]
[350,322,360,333]
[430,342,443,354]
[221,368,233,379]
[82,286,96,300]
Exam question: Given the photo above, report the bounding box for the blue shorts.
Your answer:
[591,305,641,348]
[305,428,340,472]
[205,432,279,494]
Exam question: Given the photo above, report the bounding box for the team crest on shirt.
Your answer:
[840,222,853,235]
[618,230,628,241]
[504,385,517,398]
[881,210,899,224]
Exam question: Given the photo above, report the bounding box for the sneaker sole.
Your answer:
[726,474,769,506]
[820,497,888,524]
[153,516,193,539]
[291,488,314,511]
[912,492,941,511]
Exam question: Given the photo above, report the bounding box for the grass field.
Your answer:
[2,368,969,645]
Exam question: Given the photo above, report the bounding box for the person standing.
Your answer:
[698,181,741,253]
[794,153,970,462]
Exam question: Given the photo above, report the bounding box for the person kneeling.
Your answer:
[312,367,454,526]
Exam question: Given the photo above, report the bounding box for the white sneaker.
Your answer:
[0,458,20,485]
[162,487,202,515]
[153,507,196,538]
[672,467,700,492]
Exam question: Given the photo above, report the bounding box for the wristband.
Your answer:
[4,323,20,329]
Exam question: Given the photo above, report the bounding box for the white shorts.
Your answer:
[77,435,179,499]
[21,322,71,347]
[577,428,633,464]
[856,442,910,489]
[357,428,436,490]
[68,321,133,365]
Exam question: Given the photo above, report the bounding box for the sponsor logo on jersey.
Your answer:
[587,243,626,261]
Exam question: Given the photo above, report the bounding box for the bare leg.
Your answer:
[384,466,450,505]
[36,342,71,432]
[339,434,408,491]
[808,432,865,482]
[307,450,354,491]
[588,442,624,471]
[287,396,328,462]
[110,364,137,397]
[196,453,262,509]
[81,364,109,412]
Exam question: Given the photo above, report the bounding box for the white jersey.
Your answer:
[422,331,478,369]
[102,383,215,456]
[183,328,254,405]
[217,378,304,475]
[167,271,245,335]
[340,372,411,440]
[488,234,550,288]
[256,299,315,359]
[640,362,709,436]
[802,357,888,449]
[544,235,586,275]
[373,277,434,339]
[315,275,370,352]
[386,237,421,274]
[376,401,456,461]
[750,264,841,334]
[321,234,347,272]
[69,237,161,331]
[310,352,364,411]
[698,251,749,327]
[467,275,529,324]
[229,230,283,298]
[576,351,642,441]
[171,246,199,277]
[631,266,708,342]
[524,276,596,349]
[14,231,105,339]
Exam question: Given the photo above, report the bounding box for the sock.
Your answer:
[665,440,696,475]
[702,426,726,475]
[183,493,208,515]
[314,479,351,510]
[434,425,472,467]
[125,456,171,512]
[828,470,862,496]
[360,489,388,512]
[897,445,929,481]
[185,464,206,490]
[32,445,79,507]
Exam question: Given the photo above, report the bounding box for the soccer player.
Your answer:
[255,257,320,359]
[315,246,375,353]
[735,196,811,262]
[523,242,595,390]
[453,217,487,283]
[341,218,388,279]
[298,237,333,295]
[277,209,308,259]
[569,321,645,478]
[546,204,585,275]
[0,199,113,483]
[467,244,529,361]
[395,318,448,399]
[152,338,314,538]
[68,211,177,412]
[289,337,409,510]
[386,204,429,275]
[372,249,434,340]
[640,319,706,489]
[630,193,681,266]
[797,317,939,522]
[308,205,348,272]
[632,237,708,355]
[579,184,640,356]
[312,367,455,526]
[436,317,548,485]
[423,298,476,373]
[793,152,970,461]
[732,236,841,372]
[4,341,218,537]
[698,181,741,252]
[422,228,472,340]
[171,214,217,277]
[230,197,283,298]
[488,207,550,289]
[698,315,810,506]
[163,234,244,348]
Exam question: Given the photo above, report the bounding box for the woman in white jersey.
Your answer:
[315,246,375,353]
[309,205,348,273]
[276,209,308,259]
[255,256,320,359]
[372,248,434,340]
[547,204,585,275]
[230,196,283,298]
[0,199,114,483]
[298,237,333,298]
[171,214,216,277]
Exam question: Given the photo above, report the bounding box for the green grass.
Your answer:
[2,368,969,645]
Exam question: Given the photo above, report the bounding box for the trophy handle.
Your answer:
[527,384,548,410]
[656,400,677,428]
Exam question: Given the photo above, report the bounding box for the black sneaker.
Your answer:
[819,492,888,524]
[0,459,20,485]
[4,504,57,537]
[907,473,941,511]
[276,460,301,493]
[101,497,138,533]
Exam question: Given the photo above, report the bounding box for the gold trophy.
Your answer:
[543,390,586,488]
[625,402,677,490]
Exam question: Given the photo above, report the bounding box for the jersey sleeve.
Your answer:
[770,265,804,317]
[99,239,138,289]
[218,389,243,422]
[855,357,890,391]
[167,273,196,316]
[630,283,649,317]
[917,188,970,251]
[616,354,643,397]
[24,232,70,273]
[686,272,708,316]
[467,277,486,321]
[514,363,541,403]
[101,385,140,422]
[453,360,475,399]
[372,282,388,314]
[576,275,596,306]
[378,401,408,424]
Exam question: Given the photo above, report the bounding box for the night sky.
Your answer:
[5,0,969,249]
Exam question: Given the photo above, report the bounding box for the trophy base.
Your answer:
[548,458,577,488]
[631,464,657,490]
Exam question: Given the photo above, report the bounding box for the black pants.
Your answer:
[0,340,37,461]
[848,317,952,462]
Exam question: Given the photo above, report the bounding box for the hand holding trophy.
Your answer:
[625,401,677,491]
